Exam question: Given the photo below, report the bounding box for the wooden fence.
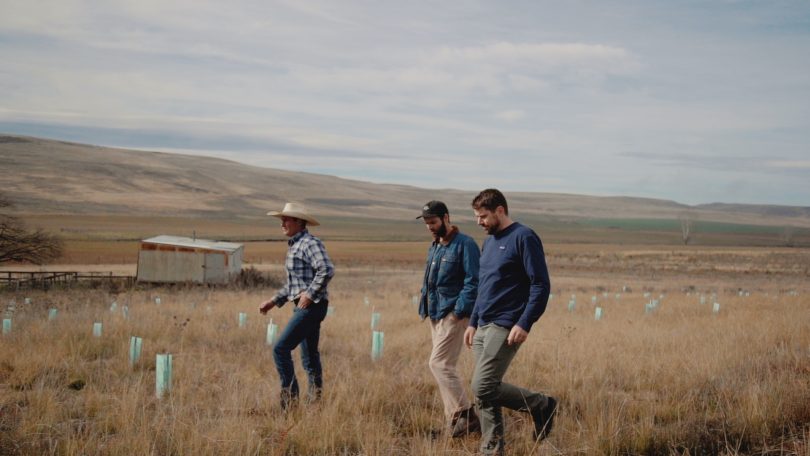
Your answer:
[0,271,135,290]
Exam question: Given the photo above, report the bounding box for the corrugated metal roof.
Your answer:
[141,235,243,252]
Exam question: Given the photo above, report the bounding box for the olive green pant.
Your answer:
[471,323,549,455]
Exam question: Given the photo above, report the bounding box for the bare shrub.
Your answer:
[0,194,63,264]
[679,213,693,245]
[230,266,283,289]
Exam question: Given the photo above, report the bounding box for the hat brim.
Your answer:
[267,211,320,226]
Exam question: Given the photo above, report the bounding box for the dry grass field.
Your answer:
[1,241,809,455]
[3,136,809,455]
[18,213,810,249]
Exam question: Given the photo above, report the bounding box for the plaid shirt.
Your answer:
[273,229,335,306]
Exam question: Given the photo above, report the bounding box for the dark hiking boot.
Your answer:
[450,407,481,438]
[531,396,557,441]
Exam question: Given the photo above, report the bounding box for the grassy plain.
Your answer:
[2,214,810,455]
[2,236,809,455]
[19,213,810,247]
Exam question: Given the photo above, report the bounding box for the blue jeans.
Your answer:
[273,299,328,407]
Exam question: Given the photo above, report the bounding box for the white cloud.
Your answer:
[289,41,638,99]
[493,110,525,122]
[431,42,639,73]
[1,0,809,205]
[766,160,810,169]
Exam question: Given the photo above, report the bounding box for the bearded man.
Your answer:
[417,200,481,437]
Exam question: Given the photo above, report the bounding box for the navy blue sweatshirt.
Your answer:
[470,222,551,332]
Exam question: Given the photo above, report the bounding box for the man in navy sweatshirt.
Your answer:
[463,188,557,455]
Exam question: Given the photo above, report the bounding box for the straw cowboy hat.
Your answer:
[267,202,321,226]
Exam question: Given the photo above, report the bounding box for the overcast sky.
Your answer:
[2,1,809,206]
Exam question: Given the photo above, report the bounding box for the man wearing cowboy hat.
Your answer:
[259,202,335,409]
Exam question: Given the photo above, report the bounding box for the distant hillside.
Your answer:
[1,134,809,228]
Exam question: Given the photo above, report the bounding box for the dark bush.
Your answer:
[231,266,283,289]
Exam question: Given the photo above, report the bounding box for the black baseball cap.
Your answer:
[416,200,449,219]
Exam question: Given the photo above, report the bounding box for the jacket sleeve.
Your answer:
[454,236,479,317]
[516,231,551,332]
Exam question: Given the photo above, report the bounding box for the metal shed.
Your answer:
[136,235,243,284]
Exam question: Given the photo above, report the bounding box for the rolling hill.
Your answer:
[2,135,809,231]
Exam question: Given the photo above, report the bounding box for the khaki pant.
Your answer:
[429,315,472,420]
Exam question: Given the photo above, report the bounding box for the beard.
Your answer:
[434,221,448,239]
[484,219,500,235]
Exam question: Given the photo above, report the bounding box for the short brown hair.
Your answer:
[471,188,508,215]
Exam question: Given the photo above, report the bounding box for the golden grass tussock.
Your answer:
[1,266,808,455]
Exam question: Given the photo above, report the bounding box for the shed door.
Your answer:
[204,253,227,284]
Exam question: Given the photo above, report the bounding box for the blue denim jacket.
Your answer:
[419,228,480,320]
